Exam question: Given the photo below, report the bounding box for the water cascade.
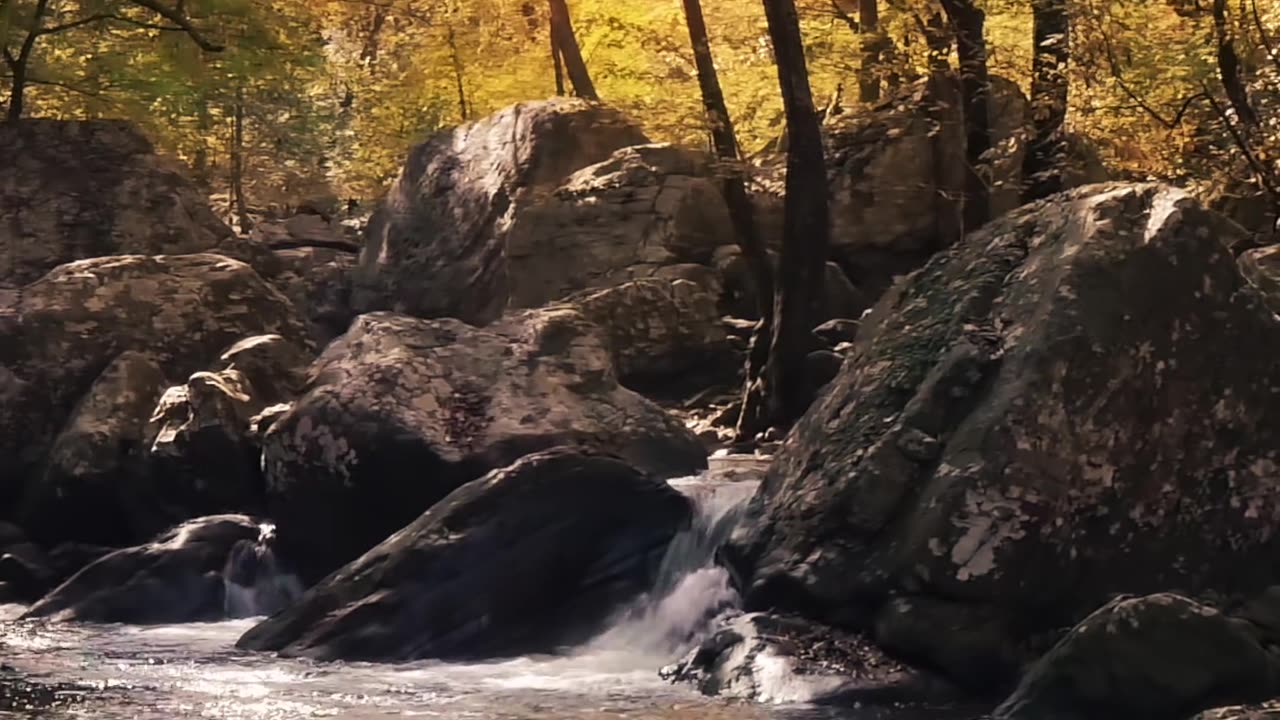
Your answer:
[221,523,304,619]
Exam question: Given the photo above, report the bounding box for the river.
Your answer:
[0,467,976,720]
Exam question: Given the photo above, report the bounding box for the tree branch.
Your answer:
[1250,0,1280,73]
[0,73,105,99]
[38,13,186,36]
[124,0,225,51]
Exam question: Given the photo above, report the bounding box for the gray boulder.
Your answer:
[354,98,648,324]
[238,449,691,661]
[270,247,358,345]
[261,308,706,580]
[1,254,309,545]
[0,120,233,287]
[995,594,1280,720]
[728,184,1280,689]
[1240,244,1280,316]
[505,143,732,307]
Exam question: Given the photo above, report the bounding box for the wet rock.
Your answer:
[144,335,314,521]
[505,143,731,307]
[0,120,232,286]
[20,351,168,546]
[561,278,731,387]
[994,594,1280,720]
[354,98,648,323]
[805,350,844,393]
[0,254,309,543]
[261,308,706,580]
[238,449,692,661]
[663,612,951,705]
[0,522,25,549]
[1240,244,1280,315]
[727,184,1280,689]
[23,515,298,624]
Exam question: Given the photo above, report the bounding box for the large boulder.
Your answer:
[238,449,691,661]
[505,143,732,307]
[1,254,310,543]
[560,278,731,387]
[270,247,358,345]
[995,594,1280,720]
[727,184,1280,688]
[261,308,707,580]
[0,120,232,287]
[354,98,648,324]
[22,515,301,624]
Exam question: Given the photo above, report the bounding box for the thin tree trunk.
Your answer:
[858,0,881,102]
[680,0,778,438]
[5,0,52,122]
[547,0,598,101]
[231,90,252,233]
[1023,0,1070,202]
[753,0,831,428]
[445,23,469,120]
[939,0,992,232]
[551,27,566,95]
[1213,0,1258,127]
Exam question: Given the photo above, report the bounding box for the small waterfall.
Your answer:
[221,523,304,619]
[586,476,757,660]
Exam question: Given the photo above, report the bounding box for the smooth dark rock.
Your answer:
[728,184,1280,689]
[238,449,692,661]
[262,308,707,581]
[22,515,291,624]
[994,594,1280,720]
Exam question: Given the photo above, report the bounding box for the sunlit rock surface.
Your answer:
[728,183,1280,688]
[261,308,707,580]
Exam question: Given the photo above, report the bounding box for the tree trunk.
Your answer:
[5,64,26,122]
[680,0,778,437]
[1213,0,1258,127]
[1023,0,1070,202]
[939,0,992,232]
[4,0,52,122]
[551,27,566,95]
[231,91,252,233]
[858,0,881,102]
[446,24,470,120]
[751,0,831,429]
[548,0,598,101]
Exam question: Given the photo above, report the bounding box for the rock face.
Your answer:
[0,120,232,287]
[239,449,691,661]
[261,308,707,580]
[271,247,358,345]
[1,254,310,544]
[144,335,313,522]
[561,278,730,387]
[728,184,1280,688]
[1195,703,1280,720]
[354,98,649,324]
[23,515,300,624]
[995,594,1280,720]
[505,143,732,307]
[662,612,949,705]
[1241,244,1280,315]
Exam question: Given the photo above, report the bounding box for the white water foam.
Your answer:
[221,523,304,619]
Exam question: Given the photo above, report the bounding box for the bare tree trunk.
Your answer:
[551,27,566,95]
[680,0,778,437]
[858,0,881,102]
[548,0,598,101]
[748,0,831,429]
[1023,0,1070,202]
[446,23,469,120]
[231,90,252,233]
[939,0,992,232]
[1213,0,1258,127]
[4,0,52,122]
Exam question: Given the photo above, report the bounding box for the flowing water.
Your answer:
[0,467,972,720]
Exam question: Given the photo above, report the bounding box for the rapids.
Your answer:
[0,464,971,720]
